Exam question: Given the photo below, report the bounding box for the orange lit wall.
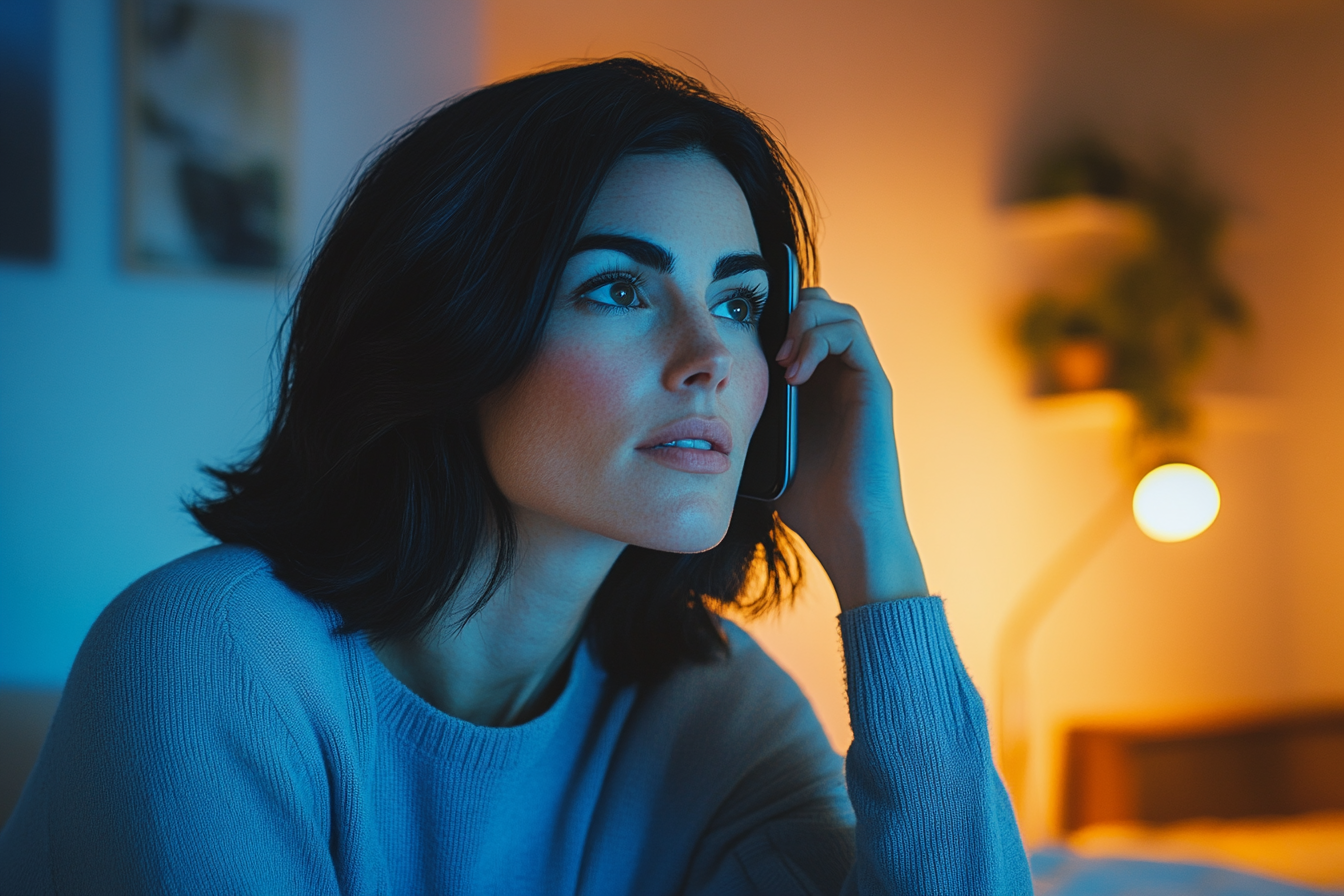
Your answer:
[484,0,1344,841]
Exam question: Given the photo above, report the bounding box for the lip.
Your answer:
[636,416,733,474]
[637,417,733,454]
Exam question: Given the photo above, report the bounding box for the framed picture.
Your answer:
[0,0,55,263]
[122,0,294,276]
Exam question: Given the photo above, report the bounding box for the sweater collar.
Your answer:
[358,632,605,772]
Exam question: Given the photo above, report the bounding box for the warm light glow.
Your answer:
[1133,463,1220,542]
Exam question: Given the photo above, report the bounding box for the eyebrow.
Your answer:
[712,252,768,281]
[569,234,673,273]
[568,233,768,282]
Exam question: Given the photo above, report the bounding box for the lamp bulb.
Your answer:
[1133,463,1220,543]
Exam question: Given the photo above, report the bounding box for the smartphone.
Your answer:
[738,243,799,502]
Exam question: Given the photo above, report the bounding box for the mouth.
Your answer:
[654,438,714,451]
[637,417,733,474]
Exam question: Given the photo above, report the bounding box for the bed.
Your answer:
[1033,707,1344,895]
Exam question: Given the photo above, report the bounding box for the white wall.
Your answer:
[1025,0,1344,838]
[0,0,480,684]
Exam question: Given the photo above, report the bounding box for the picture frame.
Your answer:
[0,0,55,263]
[121,0,295,276]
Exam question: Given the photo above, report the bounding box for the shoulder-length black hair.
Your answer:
[191,57,816,683]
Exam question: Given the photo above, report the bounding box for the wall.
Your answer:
[483,0,1344,840]
[0,0,479,684]
[1237,9,1344,703]
[3,0,1341,846]
[1017,0,1344,839]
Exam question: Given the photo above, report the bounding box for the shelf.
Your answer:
[1026,390,1279,434]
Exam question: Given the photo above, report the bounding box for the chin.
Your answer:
[612,496,735,554]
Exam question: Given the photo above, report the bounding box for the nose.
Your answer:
[661,305,733,394]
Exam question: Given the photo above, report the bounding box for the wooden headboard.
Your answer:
[1062,706,1344,832]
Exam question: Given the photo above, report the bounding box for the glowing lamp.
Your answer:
[1132,463,1220,542]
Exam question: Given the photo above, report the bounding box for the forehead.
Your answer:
[579,152,760,252]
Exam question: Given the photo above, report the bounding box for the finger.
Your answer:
[778,293,863,364]
[777,289,836,361]
[784,318,881,384]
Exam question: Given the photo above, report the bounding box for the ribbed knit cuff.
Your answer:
[838,597,986,745]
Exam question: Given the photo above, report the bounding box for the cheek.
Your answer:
[480,341,642,502]
[740,347,770,433]
[526,343,632,425]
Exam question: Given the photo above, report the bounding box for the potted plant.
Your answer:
[1008,138,1251,437]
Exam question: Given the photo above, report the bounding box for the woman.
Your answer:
[0,58,1030,894]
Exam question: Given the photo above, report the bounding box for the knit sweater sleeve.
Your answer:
[837,597,1032,895]
[685,597,1032,896]
[0,557,340,896]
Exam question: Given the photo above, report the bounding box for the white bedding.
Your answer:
[1065,811,1344,891]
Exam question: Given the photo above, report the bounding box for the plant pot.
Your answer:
[1050,339,1112,392]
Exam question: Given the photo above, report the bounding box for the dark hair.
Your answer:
[190,57,816,683]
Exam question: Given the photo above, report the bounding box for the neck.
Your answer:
[373,508,626,727]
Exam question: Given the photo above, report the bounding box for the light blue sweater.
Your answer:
[0,545,1030,894]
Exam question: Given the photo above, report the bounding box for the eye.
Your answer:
[712,289,766,325]
[583,277,641,308]
[718,297,753,322]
